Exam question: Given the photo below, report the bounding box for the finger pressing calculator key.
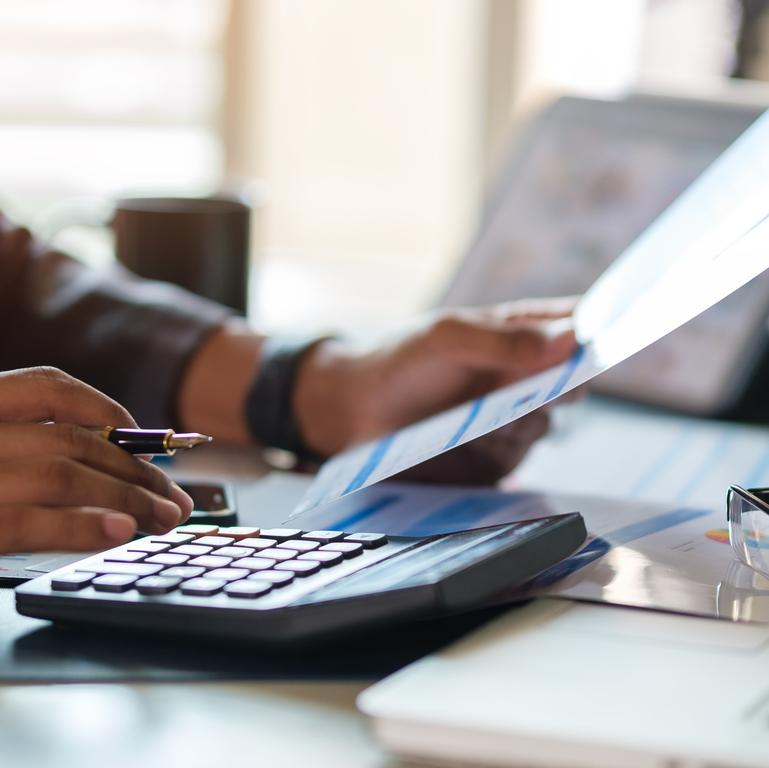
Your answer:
[16,515,587,644]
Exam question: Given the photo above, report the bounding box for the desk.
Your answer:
[0,669,395,768]
[4,400,767,767]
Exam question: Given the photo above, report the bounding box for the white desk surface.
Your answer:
[0,679,399,768]
[3,397,768,767]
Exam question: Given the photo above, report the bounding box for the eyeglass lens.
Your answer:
[729,490,769,577]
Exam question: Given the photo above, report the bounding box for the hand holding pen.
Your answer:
[0,367,199,555]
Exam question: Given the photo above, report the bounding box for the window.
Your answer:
[0,0,227,261]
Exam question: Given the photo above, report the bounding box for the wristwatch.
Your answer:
[244,335,329,463]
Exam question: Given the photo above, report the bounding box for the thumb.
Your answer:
[431,315,577,379]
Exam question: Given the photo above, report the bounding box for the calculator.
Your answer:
[15,514,586,644]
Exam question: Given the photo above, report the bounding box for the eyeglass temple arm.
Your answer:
[742,486,769,511]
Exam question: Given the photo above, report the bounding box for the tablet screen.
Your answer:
[441,94,769,414]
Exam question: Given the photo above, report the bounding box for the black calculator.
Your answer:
[15,514,585,644]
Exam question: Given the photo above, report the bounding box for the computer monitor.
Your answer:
[441,92,769,415]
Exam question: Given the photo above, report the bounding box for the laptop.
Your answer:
[441,91,769,417]
[359,598,769,768]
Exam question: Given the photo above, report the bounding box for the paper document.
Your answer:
[513,397,769,510]
[293,109,769,519]
[294,478,769,623]
[528,503,769,624]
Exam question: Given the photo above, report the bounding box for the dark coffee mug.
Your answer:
[113,196,251,314]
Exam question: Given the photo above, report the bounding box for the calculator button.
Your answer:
[320,542,364,558]
[236,557,277,572]
[224,580,272,598]
[168,544,212,557]
[51,573,94,591]
[194,536,235,548]
[257,548,297,562]
[206,568,250,582]
[145,553,189,566]
[215,546,253,559]
[175,525,219,536]
[103,550,147,563]
[344,533,388,548]
[252,570,294,587]
[126,541,172,554]
[150,533,196,545]
[161,566,205,579]
[278,539,319,552]
[136,576,181,595]
[302,530,345,543]
[92,574,138,592]
[217,527,260,540]
[76,562,163,576]
[180,577,226,596]
[235,538,277,551]
[299,551,343,567]
[275,560,321,576]
[187,555,233,569]
[259,528,303,542]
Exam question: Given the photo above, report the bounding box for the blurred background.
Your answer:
[3,0,769,335]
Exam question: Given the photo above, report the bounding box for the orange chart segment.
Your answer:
[707,527,769,548]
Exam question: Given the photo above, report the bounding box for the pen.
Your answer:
[96,427,213,456]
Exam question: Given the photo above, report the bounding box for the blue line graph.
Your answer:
[545,345,585,400]
[343,435,396,494]
[444,397,485,451]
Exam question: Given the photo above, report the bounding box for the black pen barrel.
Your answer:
[104,428,174,455]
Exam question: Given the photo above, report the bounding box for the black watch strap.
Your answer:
[244,336,328,463]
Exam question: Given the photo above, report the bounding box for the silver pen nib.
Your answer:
[167,432,213,450]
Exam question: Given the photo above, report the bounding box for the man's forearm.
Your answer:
[0,213,233,427]
[177,319,265,444]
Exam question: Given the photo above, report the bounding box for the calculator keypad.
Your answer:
[136,576,182,595]
[93,574,138,592]
[49,525,390,602]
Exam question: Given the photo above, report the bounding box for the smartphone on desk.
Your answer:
[179,481,238,527]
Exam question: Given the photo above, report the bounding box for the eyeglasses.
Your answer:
[727,485,769,579]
